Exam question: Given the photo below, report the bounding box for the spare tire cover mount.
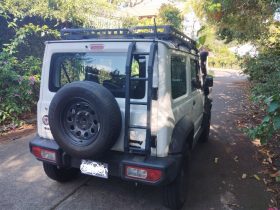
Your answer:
[62,99,100,147]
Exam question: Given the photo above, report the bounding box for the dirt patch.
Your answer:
[0,123,36,143]
[236,81,280,208]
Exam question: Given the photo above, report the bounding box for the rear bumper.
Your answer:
[30,135,181,186]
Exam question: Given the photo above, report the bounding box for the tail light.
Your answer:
[125,165,162,182]
[31,146,56,163]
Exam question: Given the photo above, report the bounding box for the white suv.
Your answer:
[30,26,213,209]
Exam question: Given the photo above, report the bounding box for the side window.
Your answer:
[190,59,201,91]
[171,55,187,99]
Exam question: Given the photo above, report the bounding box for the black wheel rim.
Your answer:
[62,100,100,146]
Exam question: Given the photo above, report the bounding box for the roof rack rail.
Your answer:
[61,28,131,40]
[61,25,198,53]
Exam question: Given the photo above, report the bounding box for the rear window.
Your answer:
[49,52,146,99]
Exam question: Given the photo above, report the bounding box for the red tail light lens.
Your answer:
[125,165,162,182]
[32,146,56,163]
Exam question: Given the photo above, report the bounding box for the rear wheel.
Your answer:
[163,149,189,209]
[43,162,79,182]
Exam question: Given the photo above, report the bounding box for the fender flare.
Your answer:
[169,116,194,155]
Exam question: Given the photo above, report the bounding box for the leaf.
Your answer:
[266,188,275,193]
[268,101,279,113]
[253,174,260,181]
[273,116,280,130]
[8,21,17,28]
[276,176,280,183]
[270,170,280,178]
[198,35,207,45]
[264,96,273,104]
[262,116,270,123]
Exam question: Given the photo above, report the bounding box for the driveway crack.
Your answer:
[50,177,90,210]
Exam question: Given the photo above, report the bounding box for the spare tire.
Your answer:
[49,81,122,159]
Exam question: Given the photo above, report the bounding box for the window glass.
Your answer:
[171,55,187,99]
[49,53,146,99]
[190,59,201,91]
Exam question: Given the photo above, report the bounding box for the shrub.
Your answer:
[242,22,280,143]
[0,51,41,126]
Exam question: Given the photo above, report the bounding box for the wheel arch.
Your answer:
[168,115,194,155]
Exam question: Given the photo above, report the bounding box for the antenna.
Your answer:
[153,18,158,39]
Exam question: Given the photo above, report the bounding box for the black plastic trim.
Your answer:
[29,136,181,186]
[169,116,194,154]
[145,42,158,154]
[124,42,136,153]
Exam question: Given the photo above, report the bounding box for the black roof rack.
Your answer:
[60,25,198,53]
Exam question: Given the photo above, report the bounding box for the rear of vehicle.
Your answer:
[30,26,206,209]
[31,28,179,178]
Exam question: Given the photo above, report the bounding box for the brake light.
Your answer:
[125,165,162,182]
[32,146,56,162]
[90,44,104,51]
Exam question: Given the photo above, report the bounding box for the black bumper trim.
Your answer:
[30,136,181,185]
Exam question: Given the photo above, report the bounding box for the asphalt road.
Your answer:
[0,70,269,210]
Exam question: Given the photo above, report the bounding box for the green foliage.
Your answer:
[196,25,239,69]
[136,17,155,27]
[158,3,183,29]
[0,0,130,129]
[3,23,59,57]
[121,16,139,28]
[193,0,280,143]
[1,0,121,27]
[242,23,280,143]
[0,23,48,126]
[132,3,183,29]
[202,0,276,43]
[0,51,41,126]
[247,94,280,144]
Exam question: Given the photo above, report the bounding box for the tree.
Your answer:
[0,0,122,27]
[193,0,280,143]
[158,3,183,29]
[192,0,277,43]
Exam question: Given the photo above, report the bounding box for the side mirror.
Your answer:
[191,78,201,89]
[204,75,213,87]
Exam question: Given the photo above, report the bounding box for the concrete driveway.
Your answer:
[0,70,269,210]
